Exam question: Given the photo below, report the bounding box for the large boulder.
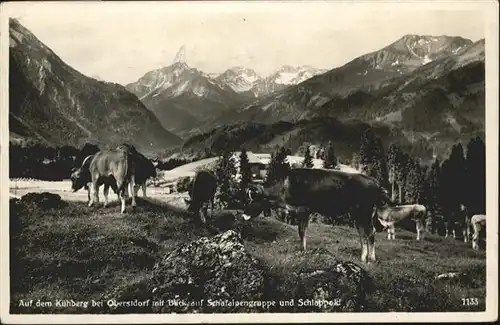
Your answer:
[102,230,266,313]
[19,192,67,210]
[294,259,372,312]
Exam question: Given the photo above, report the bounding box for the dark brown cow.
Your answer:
[87,146,137,213]
[132,152,157,197]
[243,168,391,263]
[445,204,469,241]
[184,170,217,224]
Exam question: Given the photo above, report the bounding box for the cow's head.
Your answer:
[183,197,207,224]
[241,184,274,221]
[70,167,87,192]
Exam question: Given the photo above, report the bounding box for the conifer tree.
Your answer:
[302,146,314,168]
[465,137,486,214]
[266,146,290,186]
[426,157,441,213]
[323,141,338,169]
[394,152,410,203]
[239,148,252,204]
[359,128,376,175]
[215,150,237,208]
[387,143,402,201]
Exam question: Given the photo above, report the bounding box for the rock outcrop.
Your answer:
[103,230,266,313]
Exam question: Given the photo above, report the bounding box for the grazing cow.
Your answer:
[70,154,118,202]
[87,146,137,213]
[132,152,157,197]
[242,168,391,263]
[445,204,469,240]
[462,207,472,243]
[376,204,427,241]
[184,170,217,224]
[471,214,486,250]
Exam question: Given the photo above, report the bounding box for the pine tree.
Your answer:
[426,157,441,213]
[215,150,238,208]
[266,146,290,186]
[359,129,389,189]
[404,158,425,204]
[359,128,376,175]
[323,141,338,169]
[439,142,467,216]
[395,152,410,203]
[465,137,486,214]
[239,148,252,204]
[387,143,402,201]
[372,138,390,190]
[302,146,314,168]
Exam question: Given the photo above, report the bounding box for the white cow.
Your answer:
[376,204,427,241]
[471,214,486,250]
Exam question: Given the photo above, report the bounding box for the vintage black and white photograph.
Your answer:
[1,1,498,323]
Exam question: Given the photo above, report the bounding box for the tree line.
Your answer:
[8,141,195,181]
[9,142,102,180]
[355,129,485,217]
[212,131,486,220]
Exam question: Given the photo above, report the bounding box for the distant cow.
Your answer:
[376,204,427,241]
[70,154,118,203]
[445,204,469,241]
[242,168,391,263]
[471,214,486,250]
[184,170,217,224]
[88,145,137,213]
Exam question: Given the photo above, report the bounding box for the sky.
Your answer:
[5,1,487,85]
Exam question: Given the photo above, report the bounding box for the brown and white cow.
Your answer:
[70,154,118,203]
[87,145,137,213]
[242,168,391,263]
[471,214,486,250]
[184,170,217,224]
[376,204,427,241]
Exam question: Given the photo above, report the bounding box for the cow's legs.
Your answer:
[116,180,127,214]
[133,184,140,197]
[86,183,91,203]
[355,207,377,263]
[142,183,147,197]
[368,231,376,262]
[356,223,369,263]
[103,184,110,208]
[199,203,208,224]
[387,225,395,240]
[472,230,479,249]
[89,181,98,207]
[415,220,424,241]
[130,178,137,207]
[296,209,310,251]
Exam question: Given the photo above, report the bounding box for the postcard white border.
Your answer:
[1,1,498,323]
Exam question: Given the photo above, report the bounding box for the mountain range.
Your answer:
[9,19,485,162]
[179,35,485,161]
[125,53,326,137]
[9,19,181,154]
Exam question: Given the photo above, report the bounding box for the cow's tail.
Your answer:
[118,148,134,194]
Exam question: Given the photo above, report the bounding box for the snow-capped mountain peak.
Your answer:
[215,67,261,93]
[215,65,326,97]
